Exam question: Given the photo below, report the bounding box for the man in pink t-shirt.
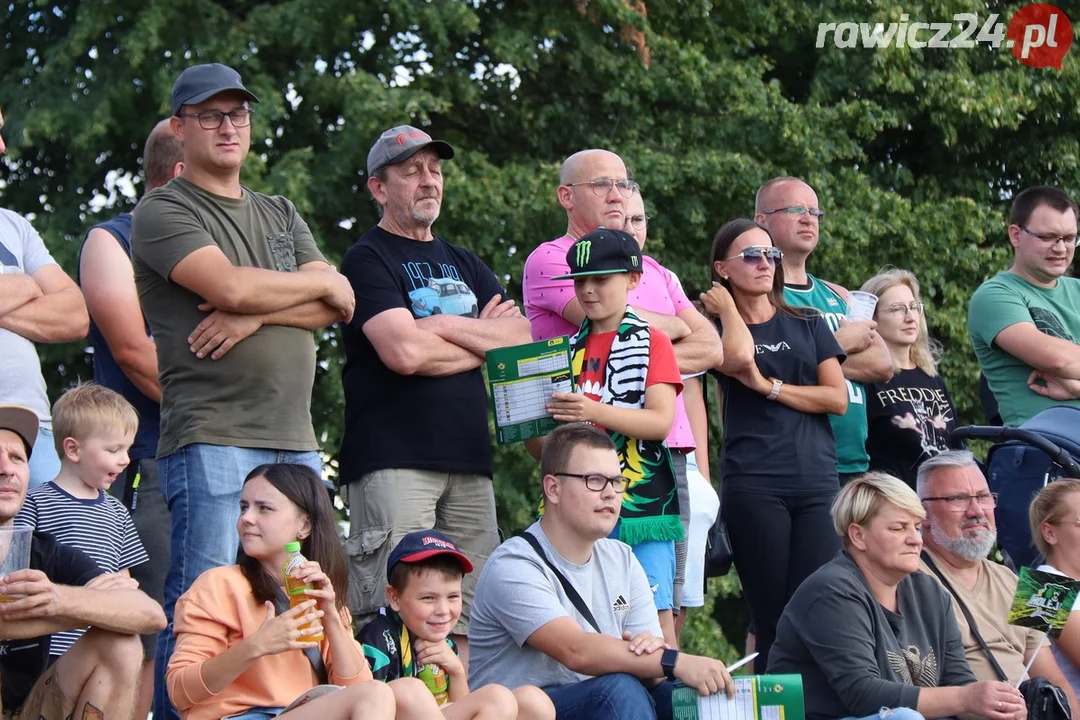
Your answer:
[522,148,722,640]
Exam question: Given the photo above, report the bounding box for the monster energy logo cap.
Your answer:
[552,228,643,279]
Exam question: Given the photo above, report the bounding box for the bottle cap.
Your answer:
[284,541,302,552]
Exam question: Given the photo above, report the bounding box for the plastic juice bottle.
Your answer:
[417,663,450,705]
[283,541,324,643]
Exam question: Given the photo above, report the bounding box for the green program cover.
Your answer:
[1008,566,1080,639]
[671,674,804,720]
[486,336,574,444]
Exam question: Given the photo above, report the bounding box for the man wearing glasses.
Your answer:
[130,63,355,720]
[524,150,720,375]
[917,451,1078,711]
[969,186,1080,426]
[468,422,735,720]
[523,154,721,643]
[756,176,893,484]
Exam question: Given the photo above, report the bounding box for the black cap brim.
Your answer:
[551,269,631,280]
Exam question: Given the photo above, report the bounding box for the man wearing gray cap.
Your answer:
[338,125,531,657]
[130,62,355,719]
[0,404,165,720]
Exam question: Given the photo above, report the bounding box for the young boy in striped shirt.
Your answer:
[14,382,148,661]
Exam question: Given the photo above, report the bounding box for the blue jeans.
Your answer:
[152,444,321,720]
[844,709,925,720]
[544,674,673,720]
[27,425,61,489]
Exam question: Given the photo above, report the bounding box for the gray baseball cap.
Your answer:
[0,405,38,458]
[171,63,259,116]
[367,125,454,176]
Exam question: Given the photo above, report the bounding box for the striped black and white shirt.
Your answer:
[14,481,148,657]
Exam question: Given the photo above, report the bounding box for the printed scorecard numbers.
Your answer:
[486,336,574,444]
[671,675,804,720]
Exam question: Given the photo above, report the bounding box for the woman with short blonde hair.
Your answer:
[859,269,957,489]
[830,471,926,542]
[1030,479,1080,693]
[769,472,1025,720]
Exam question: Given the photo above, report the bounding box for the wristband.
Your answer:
[767,378,784,401]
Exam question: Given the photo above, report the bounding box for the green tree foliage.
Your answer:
[3,0,1079,657]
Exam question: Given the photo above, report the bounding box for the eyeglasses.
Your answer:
[881,302,925,317]
[564,178,640,198]
[921,492,998,512]
[762,206,827,220]
[553,472,630,493]
[178,108,254,130]
[724,245,783,265]
[1020,226,1079,247]
[625,214,651,231]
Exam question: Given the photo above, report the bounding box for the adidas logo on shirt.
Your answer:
[612,595,630,613]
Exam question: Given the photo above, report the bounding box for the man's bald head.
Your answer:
[144,119,185,191]
[557,149,632,236]
[559,149,625,185]
[755,176,808,213]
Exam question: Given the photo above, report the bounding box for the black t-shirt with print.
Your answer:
[865,368,957,489]
[1,531,102,711]
[338,226,505,483]
[719,311,845,495]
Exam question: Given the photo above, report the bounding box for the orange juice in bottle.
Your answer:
[284,541,324,642]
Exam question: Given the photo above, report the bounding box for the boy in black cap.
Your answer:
[357,530,553,720]
[544,227,684,637]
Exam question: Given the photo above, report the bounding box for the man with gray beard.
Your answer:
[338,125,531,660]
[918,450,1077,712]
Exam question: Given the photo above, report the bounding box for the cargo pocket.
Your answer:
[344,525,393,616]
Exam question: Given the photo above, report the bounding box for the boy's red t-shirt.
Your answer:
[577,329,683,402]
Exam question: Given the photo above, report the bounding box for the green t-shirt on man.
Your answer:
[784,275,870,475]
[131,177,325,458]
[968,271,1080,427]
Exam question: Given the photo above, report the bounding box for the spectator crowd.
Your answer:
[2,61,1080,720]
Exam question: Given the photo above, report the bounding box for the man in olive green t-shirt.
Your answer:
[129,63,355,720]
[968,186,1080,428]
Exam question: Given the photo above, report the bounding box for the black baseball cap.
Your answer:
[552,228,643,280]
[386,529,474,576]
[367,125,455,176]
[171,63,260,116]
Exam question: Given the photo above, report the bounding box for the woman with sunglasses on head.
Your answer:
[859,269,956,490]
[167,463,442,720]
[699,218,847,673]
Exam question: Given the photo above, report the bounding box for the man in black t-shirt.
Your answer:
[339,125,532,660]
[0,404,166,720]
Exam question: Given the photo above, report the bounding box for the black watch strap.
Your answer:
[661,648,679,681]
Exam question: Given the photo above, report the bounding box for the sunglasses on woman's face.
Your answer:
[725,245,783,265]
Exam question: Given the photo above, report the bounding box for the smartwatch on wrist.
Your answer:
[661,648,679,681]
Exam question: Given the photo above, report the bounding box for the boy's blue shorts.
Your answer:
[609,522,676,611]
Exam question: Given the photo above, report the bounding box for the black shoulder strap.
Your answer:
[520,531,602,634]
[921,550,1009,683]
[272,586,329,685]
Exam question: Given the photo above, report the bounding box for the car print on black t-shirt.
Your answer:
[408,277,479,317]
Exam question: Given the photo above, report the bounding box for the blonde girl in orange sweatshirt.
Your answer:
[167,463,442,720]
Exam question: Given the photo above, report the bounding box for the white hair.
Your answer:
[916,449,977,498]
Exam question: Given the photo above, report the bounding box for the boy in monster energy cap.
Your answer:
[539,227,684,634]
[357,529,554,719]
